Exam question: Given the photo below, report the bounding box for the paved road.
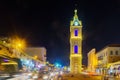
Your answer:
[0,73,29,80]
[5,73,33,80]
[60,73,102,80]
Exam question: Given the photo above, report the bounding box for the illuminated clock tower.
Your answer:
[70,9,82,73]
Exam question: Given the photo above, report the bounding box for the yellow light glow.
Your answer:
[18,43,22,47]
[87,49,98,72]
[1,63,18,65]
[34,55,38,59]
[1,61,18,65]
[10,36,26,51]
[70,54,81,57]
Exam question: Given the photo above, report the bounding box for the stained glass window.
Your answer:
[74,45,78,53]
[74,29,78,36]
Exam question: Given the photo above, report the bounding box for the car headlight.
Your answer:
[50,73,54,76]
[33,75,38,79]
[28,73,32,76]
[43,75,48,79]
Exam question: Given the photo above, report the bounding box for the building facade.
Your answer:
[96,44,120,74]
[87,48,98,72]
[25,47,47,64]
[70,9,82,73]
[0,44,19,72]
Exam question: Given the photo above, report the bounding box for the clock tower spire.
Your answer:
[70,9,82,26]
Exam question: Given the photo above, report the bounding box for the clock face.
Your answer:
[74,21,78,26]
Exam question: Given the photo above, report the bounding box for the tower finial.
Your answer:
[74,9,77,15]
[74,9,78,19]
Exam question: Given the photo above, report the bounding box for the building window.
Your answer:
[106,52,107,56]
[44,55,46,57]
[0,47,2,50]
[115,51,118,55]
[98,56,103,60]
[104,53,105,56]
[74,29,78,36]
[74,45,78,53]
[110,51,113,55]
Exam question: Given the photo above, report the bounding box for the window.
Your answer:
[44,55,46,57]
[106,52,107,56]
[0,47,2,50]
[110,51,113,55]
[74,29,78,36]
[115,51,118,55]
[104,53,105,56]
[98,56,103,60]
[74,45,78,53]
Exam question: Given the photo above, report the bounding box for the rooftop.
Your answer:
[106,44,120,47]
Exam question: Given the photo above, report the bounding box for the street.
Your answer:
[1,71,120,80]
[60,73,102,80]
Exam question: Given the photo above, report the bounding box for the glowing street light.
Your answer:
[11,36,26,51]
[10,36,27,58]
[18,43,22,47]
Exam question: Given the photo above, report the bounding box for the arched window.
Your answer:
[74,45,78,53]
[74,29,78,36]
[115,51,118,55]
[110,51,113,55]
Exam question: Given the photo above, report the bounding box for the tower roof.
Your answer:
[70,9,82,26]
[74,9,78,19]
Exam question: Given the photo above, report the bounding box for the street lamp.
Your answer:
[10,36,26,58]
[11,36,26,51]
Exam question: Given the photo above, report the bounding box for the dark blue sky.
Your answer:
[0,0,120,66]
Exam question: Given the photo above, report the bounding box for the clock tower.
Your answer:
[70,9,82,73]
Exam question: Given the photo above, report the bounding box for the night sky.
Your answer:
[0,0,120,66]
